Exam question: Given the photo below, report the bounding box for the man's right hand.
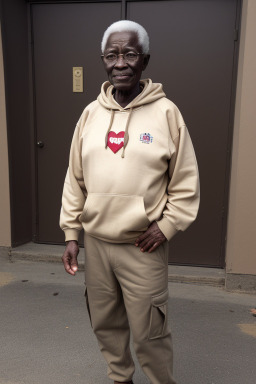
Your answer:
[62,240,79,276]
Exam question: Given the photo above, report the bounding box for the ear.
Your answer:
[142,54,150,71]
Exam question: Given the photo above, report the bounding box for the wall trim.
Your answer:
[226,273,256,293]
[0,246,11,260]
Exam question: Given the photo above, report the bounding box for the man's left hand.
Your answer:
[135,221,166,253]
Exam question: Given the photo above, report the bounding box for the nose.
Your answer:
[114,54,128,68]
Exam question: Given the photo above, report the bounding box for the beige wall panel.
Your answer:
[226,0,256,275]
[0,26,11,247]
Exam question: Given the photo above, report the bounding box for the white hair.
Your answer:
[101,20,149,54]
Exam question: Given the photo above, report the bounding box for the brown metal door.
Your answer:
[32,2,121,243]
[33,0,238,267]
[127,0,238,266]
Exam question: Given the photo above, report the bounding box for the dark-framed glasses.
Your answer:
[101,52,144,64]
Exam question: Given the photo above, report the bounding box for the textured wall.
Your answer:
[0,25,11,247]
[226,0,256,275]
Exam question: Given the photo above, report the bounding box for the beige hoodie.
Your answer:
[60,79,199,243]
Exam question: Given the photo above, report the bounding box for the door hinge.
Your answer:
[234,29,239,42]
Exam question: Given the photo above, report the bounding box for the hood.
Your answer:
[97,78,166,158]
[97,78,166,111]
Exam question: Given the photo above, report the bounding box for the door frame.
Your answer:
[0,0,241,267]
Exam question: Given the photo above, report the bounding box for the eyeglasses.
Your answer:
[101,52,144,64]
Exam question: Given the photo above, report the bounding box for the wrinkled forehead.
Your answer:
[104,30,140,51]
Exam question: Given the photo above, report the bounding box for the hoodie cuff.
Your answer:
[63,229,80,242]
[156,218,178,241]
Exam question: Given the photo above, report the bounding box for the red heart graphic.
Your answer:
[107,131,125,154]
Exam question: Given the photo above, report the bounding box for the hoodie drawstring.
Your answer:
[121,108,133,158]
[105,109,115,149]
[105,108,133,158]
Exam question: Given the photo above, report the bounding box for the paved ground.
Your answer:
[1,257,256,384]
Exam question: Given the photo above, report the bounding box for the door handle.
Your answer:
[37,141,45,148]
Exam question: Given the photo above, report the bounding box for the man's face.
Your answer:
[102,31,149,92]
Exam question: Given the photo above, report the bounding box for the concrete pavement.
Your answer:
[0,256,256,384]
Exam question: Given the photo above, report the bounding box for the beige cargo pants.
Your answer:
[84,233,177,384]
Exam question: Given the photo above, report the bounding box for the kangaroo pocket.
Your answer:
[80,193,150,242]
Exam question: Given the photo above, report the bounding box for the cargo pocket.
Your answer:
[84,286,92,328]
[148,289,168,340]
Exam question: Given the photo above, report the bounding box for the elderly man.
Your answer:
[60,20,199,384]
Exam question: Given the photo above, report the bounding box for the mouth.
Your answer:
[112,73,132,80]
